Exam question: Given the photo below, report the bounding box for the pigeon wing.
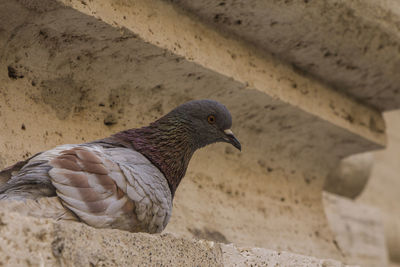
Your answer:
[0,152,42,186]
[48,146,137,231]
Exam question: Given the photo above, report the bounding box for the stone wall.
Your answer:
[357,111,400,265]
[0,0,399,266]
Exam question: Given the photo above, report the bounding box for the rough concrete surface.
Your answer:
[57,0,386,147]
[0,209,222,266]
[221,244,357,267]
[168,0,400,111]
[0,208,356,267]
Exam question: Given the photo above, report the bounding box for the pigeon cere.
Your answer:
[0,100,240,233]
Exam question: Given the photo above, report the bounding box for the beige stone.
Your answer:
[324,152,374,199]
[323,192,388,267]
[0,207,355,266]
[0,209,222,266]
[55,0,386,147]
[166,0,400,111]
[221,244,358,267]
[358,110,400,264]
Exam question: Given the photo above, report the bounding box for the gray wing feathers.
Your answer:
[0,144,172,233]
[120,163,172,232]
[109,148,172,233]
[48,147,135,230]
[48,146,172,233]
[104,147,172,232]
[1,197,78,221]
[0,159,31,186]
[0,145,84,200]
[0,158,57,200]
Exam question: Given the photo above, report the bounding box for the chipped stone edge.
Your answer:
[221,243,360,267]
[0,209,358,266]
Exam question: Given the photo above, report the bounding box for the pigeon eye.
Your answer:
[207,115,216,124]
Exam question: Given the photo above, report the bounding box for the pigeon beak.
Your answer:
[224,129,241,151]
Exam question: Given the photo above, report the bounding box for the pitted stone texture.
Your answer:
[0,209,222,266]
[324,192,388,267]
[221,244,358,267]
[56,0,386,147]
[0,210,56,266]
[0,208,355,267]
[168,0,400,111]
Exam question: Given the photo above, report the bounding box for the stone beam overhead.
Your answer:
[167,0,400,111]
[56,0,386,147]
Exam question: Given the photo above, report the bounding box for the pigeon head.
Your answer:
[111,99,240,196]
[165,99,241,151]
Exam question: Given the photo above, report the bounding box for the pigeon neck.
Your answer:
[113,118,196,198]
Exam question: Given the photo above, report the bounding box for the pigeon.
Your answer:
[0,99,241,233]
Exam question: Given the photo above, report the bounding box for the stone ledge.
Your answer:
[56,0,386,147]
[0,209,221,266]
[0,209,355,266]
[168,0,400,111]
[221,244,357,267]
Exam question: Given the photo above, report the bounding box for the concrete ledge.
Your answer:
[221,244,357,267]
[0,209,221,266]
[56,0,386,147]
[168,0,400,111]
[0,209,355,266]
